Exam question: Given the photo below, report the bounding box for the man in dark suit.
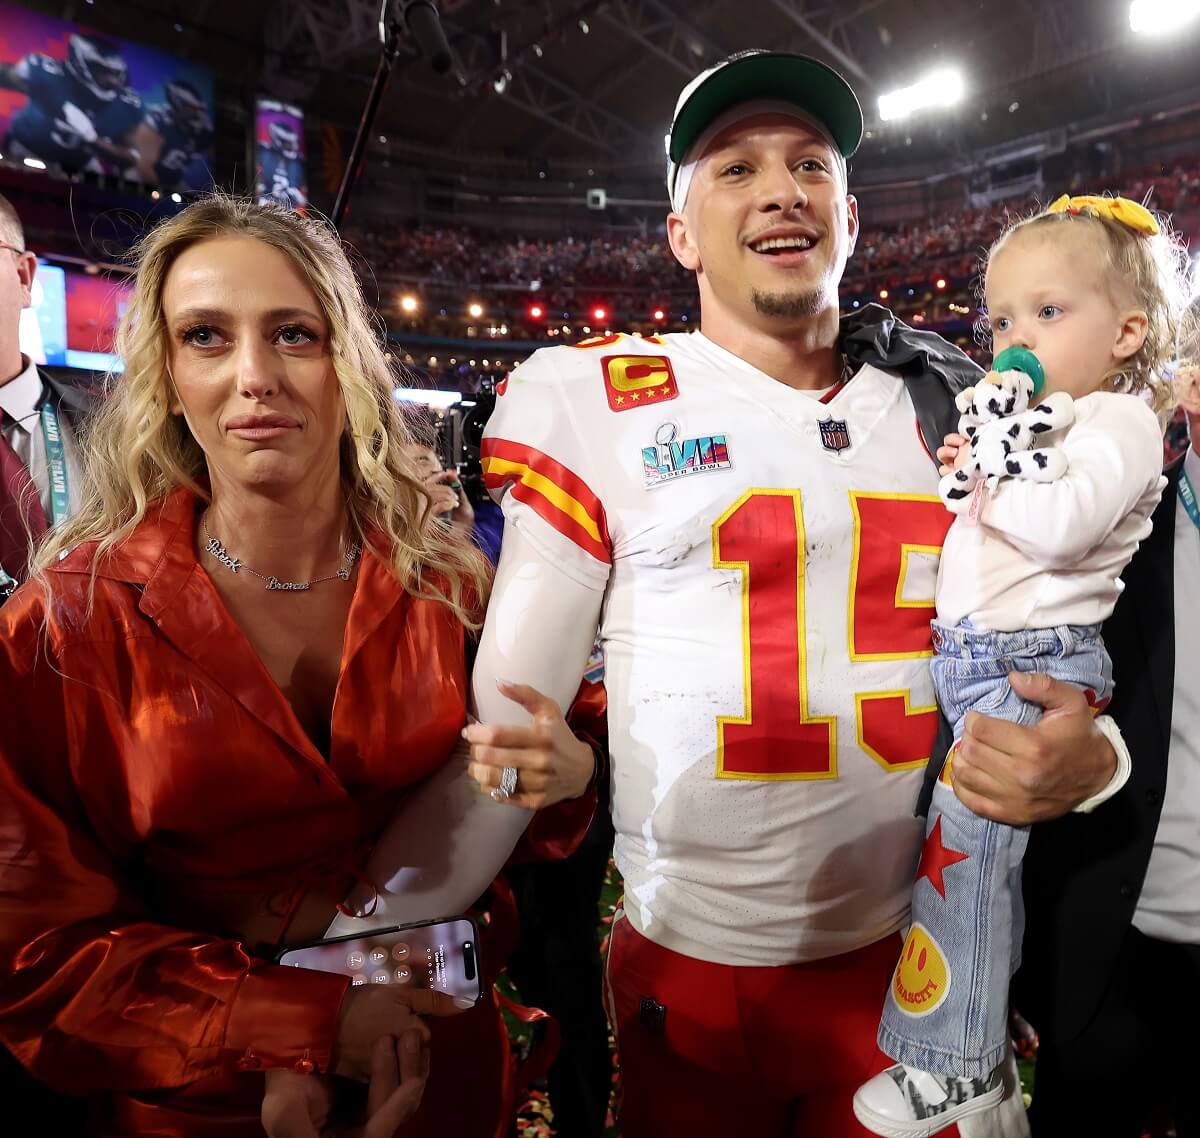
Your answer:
[1018,354,1200,1136]
[0,190,94,1127]
[0,190,93,596]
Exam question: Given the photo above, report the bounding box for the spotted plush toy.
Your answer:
[939,346,1075,503]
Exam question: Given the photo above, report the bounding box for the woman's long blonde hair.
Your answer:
[35,194,489,625]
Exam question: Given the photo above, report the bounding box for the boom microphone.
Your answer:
[400,0,453,73]
[335,0,456,226]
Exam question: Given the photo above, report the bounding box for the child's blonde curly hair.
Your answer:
[986,197,1191,415]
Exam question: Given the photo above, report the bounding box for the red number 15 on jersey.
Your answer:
[712,489,952,781]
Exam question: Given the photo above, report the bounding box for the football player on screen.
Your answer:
[0,34,142,175]
[127,78,213,191]
[256,119,306,210]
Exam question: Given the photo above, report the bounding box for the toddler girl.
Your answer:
[854,194,1189,1135]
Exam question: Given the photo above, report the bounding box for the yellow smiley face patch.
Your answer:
[890,923,951,1017]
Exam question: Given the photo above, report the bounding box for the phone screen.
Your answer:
[278,919,482,1004]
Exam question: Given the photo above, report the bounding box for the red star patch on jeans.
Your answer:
[915,815,970,899]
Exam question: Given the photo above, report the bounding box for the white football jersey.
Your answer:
[483,331,954,966]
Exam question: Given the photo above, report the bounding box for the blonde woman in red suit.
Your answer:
[0,195,597,1138]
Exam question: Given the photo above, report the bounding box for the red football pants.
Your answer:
[606,912,961,1138]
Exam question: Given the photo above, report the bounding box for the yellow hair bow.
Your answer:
[1044,194,1160,237]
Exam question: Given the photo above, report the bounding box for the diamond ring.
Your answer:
[491,765,520,801]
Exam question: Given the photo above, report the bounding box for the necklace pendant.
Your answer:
[266,576,311,592]
[202,513,357,593]
[205,535,241,573]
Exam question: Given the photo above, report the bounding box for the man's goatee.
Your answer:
[751,289,824,318]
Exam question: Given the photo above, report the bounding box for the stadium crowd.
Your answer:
[351,151,1200,323]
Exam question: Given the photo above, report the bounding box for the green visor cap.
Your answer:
[668,51,864,166]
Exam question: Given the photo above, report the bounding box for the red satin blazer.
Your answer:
[0,487,593,1135]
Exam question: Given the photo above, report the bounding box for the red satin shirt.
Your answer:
[0,487,593,1135]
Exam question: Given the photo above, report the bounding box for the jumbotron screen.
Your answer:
[18,262,130,373]
[0,0,215,190]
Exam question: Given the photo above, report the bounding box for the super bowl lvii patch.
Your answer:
[642,422,731,488]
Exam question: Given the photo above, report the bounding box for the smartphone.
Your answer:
[276,918,483,1005]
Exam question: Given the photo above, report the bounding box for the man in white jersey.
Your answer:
[465,51,1129,1136]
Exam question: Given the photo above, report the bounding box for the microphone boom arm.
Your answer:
[331,0,453,228]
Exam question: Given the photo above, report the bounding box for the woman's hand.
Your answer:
[464,680,596,808]
[331,986,466,1084]
[262,1032,430,1138]
[262,1066,334,1138]
[937,432,970,476]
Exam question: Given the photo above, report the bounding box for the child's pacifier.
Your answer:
[981,346,1046,397]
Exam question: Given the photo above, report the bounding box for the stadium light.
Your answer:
[879,288,890,300]
[400,294,419,314]
[935,277,947,290]
[468,302,484,318]
[592,306,608,322]
[878,68,966,122]
[653,308,666,322]
[1130,0,1200,35]
[528,303,544,320]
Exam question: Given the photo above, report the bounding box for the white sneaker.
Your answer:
[852,1063,1005,1137]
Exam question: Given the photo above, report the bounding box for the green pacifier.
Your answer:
[991,346,1045,398]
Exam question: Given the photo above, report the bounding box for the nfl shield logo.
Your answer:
[818,415,851,453]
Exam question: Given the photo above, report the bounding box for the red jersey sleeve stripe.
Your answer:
[481,439,611,564]
[482,439,604,515]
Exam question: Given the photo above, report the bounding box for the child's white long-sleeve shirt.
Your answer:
[936,391,1166,632]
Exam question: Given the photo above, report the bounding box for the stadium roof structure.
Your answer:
[37,0,1200,183]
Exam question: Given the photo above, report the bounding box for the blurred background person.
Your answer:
[0,191,91,593]
[403,435,475,536]
[1017,297,1200,1137]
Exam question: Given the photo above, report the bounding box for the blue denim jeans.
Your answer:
[877,619,1113,1078]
